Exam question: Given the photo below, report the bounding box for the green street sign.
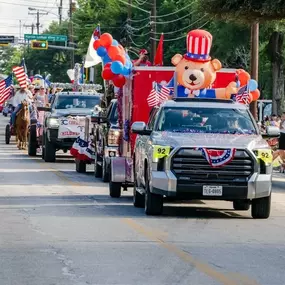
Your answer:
[24,34,67,42]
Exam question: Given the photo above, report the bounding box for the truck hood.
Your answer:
[51,108,93,117]
[151,132,269,150]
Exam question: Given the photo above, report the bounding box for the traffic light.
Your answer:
[30,40,48,50]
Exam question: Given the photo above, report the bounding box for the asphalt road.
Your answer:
[0,115,284,285]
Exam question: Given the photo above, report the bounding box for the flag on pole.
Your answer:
[84,25,102,68]
[153,33,164,66]
[12,66,27,88]
[0,74,13,105]
[235,84,250,104]
[147,82,170,107]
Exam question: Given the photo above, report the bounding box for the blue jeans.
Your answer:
[10,104,22,126]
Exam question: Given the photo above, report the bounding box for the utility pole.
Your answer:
[24,24,35,34]
[69,0,75,68]
[19,20,22,39]
[28,10,48,34]
[59,0,63,24]
[250,22,259,120]
[150,0,156,63]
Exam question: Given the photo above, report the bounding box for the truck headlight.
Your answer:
[253,148,273,174]
[107,129,121,146]
[47,118,60,128]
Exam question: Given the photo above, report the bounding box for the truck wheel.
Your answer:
[5,124,10,144]
[109,181,121,198]
[44,135,56,162]
[102,157,110,182]
[233,200,250,211]
[94,154,102,178]
[133,164,145,208]
[75,158,86,173]
[251,195,271,219]
[41,133,45,159]
[28,125,37,156]
[145,170,163,215]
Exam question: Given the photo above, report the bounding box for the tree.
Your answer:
[198,0,285,116]
[24,20,80,82]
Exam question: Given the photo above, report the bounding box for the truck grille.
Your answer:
[171,148,254,186]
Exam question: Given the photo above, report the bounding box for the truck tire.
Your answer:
[44,135,56,162]
[94,154,102,178]
[233,200,250,211]
[5,124,10,144]
[133,163,145,208]
[28,125,37,156]
[102,157,110,182]
[251,195,271,219]
[145,169,163,215]
[75,158,86,173]
[109,181,121,198]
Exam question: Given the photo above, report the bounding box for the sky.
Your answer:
[0,0,70,39]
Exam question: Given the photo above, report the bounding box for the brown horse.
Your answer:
[15,100,30,150]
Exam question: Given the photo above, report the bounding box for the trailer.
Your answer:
[108,67,238,198]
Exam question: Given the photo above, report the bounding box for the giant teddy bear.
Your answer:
[167,29,260,103]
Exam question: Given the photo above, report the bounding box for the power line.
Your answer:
[0,1,68,9]
[154,3,192,18]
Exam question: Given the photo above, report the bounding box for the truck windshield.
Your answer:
[156,107,257,135]
[54,95,100,109]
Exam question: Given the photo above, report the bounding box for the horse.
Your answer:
[15,100,30,150]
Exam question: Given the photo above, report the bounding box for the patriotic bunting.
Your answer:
[196,147,236,168]
[70,136,96,162]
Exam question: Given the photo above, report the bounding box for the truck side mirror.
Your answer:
[266,126,280,137]
[131,122,152,135]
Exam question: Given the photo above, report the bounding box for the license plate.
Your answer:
[203,185,223,196]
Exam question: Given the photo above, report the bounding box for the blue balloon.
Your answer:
[97,46,107,57]
[112,40,119,46]
[122,67,131,76]
[248,79,258,91]
[111,61,124,74]
[236,80,241,88]
[125,59,132,69]
[103,54,111,65]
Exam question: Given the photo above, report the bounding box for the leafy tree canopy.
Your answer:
[199,0,285,22]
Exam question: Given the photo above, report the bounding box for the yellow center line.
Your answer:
[122,218,259,285]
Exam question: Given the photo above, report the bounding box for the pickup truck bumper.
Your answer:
[47,129,75,148]
[150,170,272,200]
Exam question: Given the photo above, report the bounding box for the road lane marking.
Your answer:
[123,218,259,285]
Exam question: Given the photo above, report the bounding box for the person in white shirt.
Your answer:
[11,87,33,127]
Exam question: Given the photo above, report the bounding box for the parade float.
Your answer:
[88,29,261,197]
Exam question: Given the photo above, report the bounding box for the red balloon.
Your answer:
[100,33,113,48]
[118,44,125,53]
[112,74,126,87]
[237,69,250,86]
[104,62,111,68]
[102,67,114,80]
[108,46,120,61]
[93,39,101,50]
[251,89,260,101]
[114,54,126,65]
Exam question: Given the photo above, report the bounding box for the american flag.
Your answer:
[196,147,236,168]
[93,25,101,40]
[0,75,13,105]
[147,83,170,107]
[235,84,250,104]
[12,66,27,88]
